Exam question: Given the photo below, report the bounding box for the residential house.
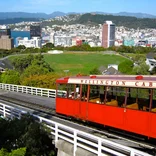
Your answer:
[146,52,156,71]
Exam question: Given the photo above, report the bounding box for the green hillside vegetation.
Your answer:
[0,18,42,25]
[3,13,156,29]
[41,13,156,29]
[75,13,156,29]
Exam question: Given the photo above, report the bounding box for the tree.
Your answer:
[132,54,146,64]
[1,70,20,84]
[17,45,26,50]
[89,67,101,75]
[0,115,56,156]
[20,73,61,89]
[21,54,54,78]
[0,148,26,156]
[43,43,54,48]
[21,64,51,78]
[118,60,133,74]
[11,54,34,72]
[32,54,53,72]
[11,54,53,74]
[132,62,150,75]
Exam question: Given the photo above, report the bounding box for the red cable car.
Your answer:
[56,75,156,139]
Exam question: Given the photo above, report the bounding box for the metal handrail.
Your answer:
[0,83,65,98]
[0,102,152,156]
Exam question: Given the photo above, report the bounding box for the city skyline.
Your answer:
[1,0,156,16]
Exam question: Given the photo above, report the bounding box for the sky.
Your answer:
[1,0,156,15]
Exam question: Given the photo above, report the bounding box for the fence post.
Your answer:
[19,112,21,119]
[55,124,58,146]
[3,83,5,90]
[3,105,6,118]
[11,108,13,119]
[3,84,5,90]
[73,131,77,156]
[130,151,135,156]
[31,87,33,95]
[41,89,43,96]
[48,90,50,97]
[10,84,12,91]
[98,139,102,156]
[9,84,11,91]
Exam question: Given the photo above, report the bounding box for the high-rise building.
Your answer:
[102,21,115,48]
[30,25,41,38]
[0,29,11,38]
[0,35,14,50]
[17,37,41,48]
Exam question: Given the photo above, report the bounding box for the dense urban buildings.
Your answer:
[54,35,72,47]
[102,21,116,48]
[17,37,41,48]
[1,14,156,49]
[30,25,41,38]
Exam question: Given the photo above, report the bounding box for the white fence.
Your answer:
[0,83,65,98]
[0,102,152,156]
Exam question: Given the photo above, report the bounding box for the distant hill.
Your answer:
[0,18,42,25]
[74,13,156,29]
[0,12,48,19]
[0,11,155,19]
[0,13,156,29]
[93,12,156,19]
[114,12,156,19]
[0,12,66,19]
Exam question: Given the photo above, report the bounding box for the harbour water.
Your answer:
[11,30,30,45]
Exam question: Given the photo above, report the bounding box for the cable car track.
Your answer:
[0,94,155,155]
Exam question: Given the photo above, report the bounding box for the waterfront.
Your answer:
[11,30,30,45]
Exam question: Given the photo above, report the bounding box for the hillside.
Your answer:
[0,18,42,25]
[41,13,156,29]
[0,11,155,19]
[74,13,156,29]
[1,13,156,29]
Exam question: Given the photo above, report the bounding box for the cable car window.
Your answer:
[57,84,67,98]
[126,88,150,111]
[106,87,126,107]
[115,87,126,107]
[151,89,156,113]
[89,85,101,104]
[68,84,81,100]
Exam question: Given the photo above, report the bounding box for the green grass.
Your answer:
[8,52,131,75]
[44,52,130,75]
